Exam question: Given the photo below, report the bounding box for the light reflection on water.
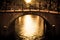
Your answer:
[15,15,44,40]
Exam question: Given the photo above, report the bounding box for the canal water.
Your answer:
[15,15,44,40]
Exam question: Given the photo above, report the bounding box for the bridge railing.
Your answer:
[0,9,59,14]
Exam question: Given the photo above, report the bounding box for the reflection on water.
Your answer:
[15,15,44,40]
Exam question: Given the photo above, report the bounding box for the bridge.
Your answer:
[0,9,59,14]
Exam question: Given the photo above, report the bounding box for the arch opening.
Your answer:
[15,14,45,40]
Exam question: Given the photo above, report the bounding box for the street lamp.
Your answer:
[24,0,31,3]
[24,0,32,10]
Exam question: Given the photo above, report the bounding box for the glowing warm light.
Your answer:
[15,15,44,40]
[23,15,37,37]
[25,0,31,3]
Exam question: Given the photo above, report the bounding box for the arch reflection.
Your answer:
[15,15,44,40]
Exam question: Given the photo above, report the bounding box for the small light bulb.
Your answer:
[52,25,55,27]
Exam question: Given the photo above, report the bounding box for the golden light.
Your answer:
[25,0,31,3]
[15,15,44,40]
[22,15,38,37]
